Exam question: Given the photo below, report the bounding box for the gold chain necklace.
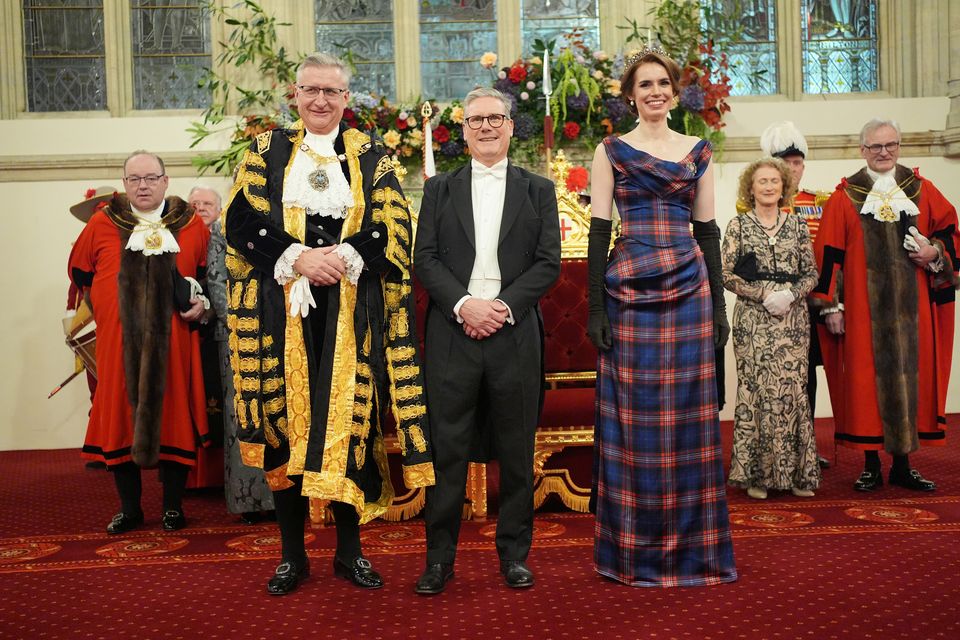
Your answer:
[299,142,345,193]
[845,174,916,222]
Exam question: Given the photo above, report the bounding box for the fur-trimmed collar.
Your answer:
[844,164,921,214]
[105,194,193,233]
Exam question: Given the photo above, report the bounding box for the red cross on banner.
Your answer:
[559,217,573,241]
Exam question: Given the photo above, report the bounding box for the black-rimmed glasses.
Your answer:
[862,141,900,154]
[464,114,510,129]
[123,175,165,186]
[297,85,348,100]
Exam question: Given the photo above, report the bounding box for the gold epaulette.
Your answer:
[255,131,272,155]
[814,190,830,207]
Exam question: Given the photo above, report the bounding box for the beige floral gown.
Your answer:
[721,213,821,492]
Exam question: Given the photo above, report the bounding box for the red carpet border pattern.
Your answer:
[1,418,960,639]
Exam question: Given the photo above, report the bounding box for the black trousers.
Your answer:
[272,475,361,566]
[422,311,542,566]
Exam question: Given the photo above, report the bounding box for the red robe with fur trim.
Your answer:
[813,166,959,454]
[69,198,210,467]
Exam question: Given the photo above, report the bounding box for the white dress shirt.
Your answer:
[453,158,514,323]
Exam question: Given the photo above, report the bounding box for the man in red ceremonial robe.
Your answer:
[760,121,832,469]
[813,119,959,492]
[68,151,211,533]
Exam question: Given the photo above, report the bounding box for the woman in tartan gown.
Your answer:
[588,51,737,587]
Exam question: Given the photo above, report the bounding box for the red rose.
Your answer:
[562,121,580,140]
[565,166,589,193]
[434,125,450,144]
[397,117,409,131]
[508,64,527,84]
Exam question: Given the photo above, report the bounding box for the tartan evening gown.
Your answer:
[593,137,738,587]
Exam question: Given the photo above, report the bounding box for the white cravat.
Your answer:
[861,167,920,222]
[453,158,514,323]
[282,129,354,219]
[126,203,180,256]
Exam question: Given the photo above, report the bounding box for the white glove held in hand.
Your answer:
[288,277,316,318]
[903,226,929,252]
[762,289,795,316]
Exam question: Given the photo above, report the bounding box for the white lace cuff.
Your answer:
[184,276,210,310]
[336,243,364,285]
[927,243,945,273]
[820,303,845,316]
[275,243,310,285]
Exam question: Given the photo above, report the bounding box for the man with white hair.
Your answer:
[188,185,222,227]
[813,118,959,492]
[223,52,434,595]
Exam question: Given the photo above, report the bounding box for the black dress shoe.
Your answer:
[853,469,883,492]
[889,468,936,492]
[333,556,384,589]
[106,511,144,535]
[501,561,535,589]
[161,510,186,531]
[240,511,263,525]
[266,560,310,596]
[818,456,831,469]
[414,563,454,595]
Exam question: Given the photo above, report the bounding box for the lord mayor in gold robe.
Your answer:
[223,53,434,595]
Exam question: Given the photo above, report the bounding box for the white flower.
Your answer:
[520,91,529,100]
[526,81,536,90]
[498,70,507,79]
[398,111,408,120]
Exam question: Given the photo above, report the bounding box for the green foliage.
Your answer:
[549,48,602,128]
[189,0,300,175]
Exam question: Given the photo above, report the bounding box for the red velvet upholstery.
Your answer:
[540,387,595,429]
[539,259,597,374]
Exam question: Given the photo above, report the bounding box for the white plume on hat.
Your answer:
[760,121,808,158]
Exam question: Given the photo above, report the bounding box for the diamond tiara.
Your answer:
[625,43,669,68]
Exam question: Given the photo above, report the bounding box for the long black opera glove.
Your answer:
[692,219,730,349]
[587,217,613,351]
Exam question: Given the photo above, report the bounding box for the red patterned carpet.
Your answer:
[2,417,960,639]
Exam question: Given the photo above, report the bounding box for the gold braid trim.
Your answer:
[278,126,312,476]
[402,462,436,489]
[392,364,422,380]
[225,252,251,279]
[238,441,265,469]
[265,464,295,491]
[373,154,395,184]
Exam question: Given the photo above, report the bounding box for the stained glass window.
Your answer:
[520,0,599,55]
[801,0,878,93]
[22,0,106,112]
[315,0,395,99]
[131,1,211,110]
[420,0,497,101]
[700,0,778,96]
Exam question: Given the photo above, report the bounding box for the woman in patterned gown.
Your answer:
[207,219,275,521]
[722,159,821,500]
[587,50,737,587]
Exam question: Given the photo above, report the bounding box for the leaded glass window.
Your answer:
[801,0,878,93]
[520,0,599,55]
[22,0,106,112]
[701,0,777,96]
[131,1,211,110]
[420,0,497,101]
[315,0,394,99]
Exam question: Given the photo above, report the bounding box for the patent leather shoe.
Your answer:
[501,561,535,588]
[889,468,936,492]
[240,511,263,525]
[106,511,143,535]
[414,563,454,595]
[333,556,384,589]
[817,456,831,469]
[161,510,186,531]
[853,469,883,492]
[266,560,310,596]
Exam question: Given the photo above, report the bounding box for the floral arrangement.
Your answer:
[187,2,734,178]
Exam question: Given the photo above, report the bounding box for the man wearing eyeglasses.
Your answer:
[413,87,561,594]
[222,52,434,596]
[814,118,959,493]
[68,151,211,535]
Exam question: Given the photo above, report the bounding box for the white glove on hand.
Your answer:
[288,277,316,318]
[762,289,795,317]
[903,226,930,253]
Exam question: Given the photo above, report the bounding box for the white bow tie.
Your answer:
[472,162,507,180]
